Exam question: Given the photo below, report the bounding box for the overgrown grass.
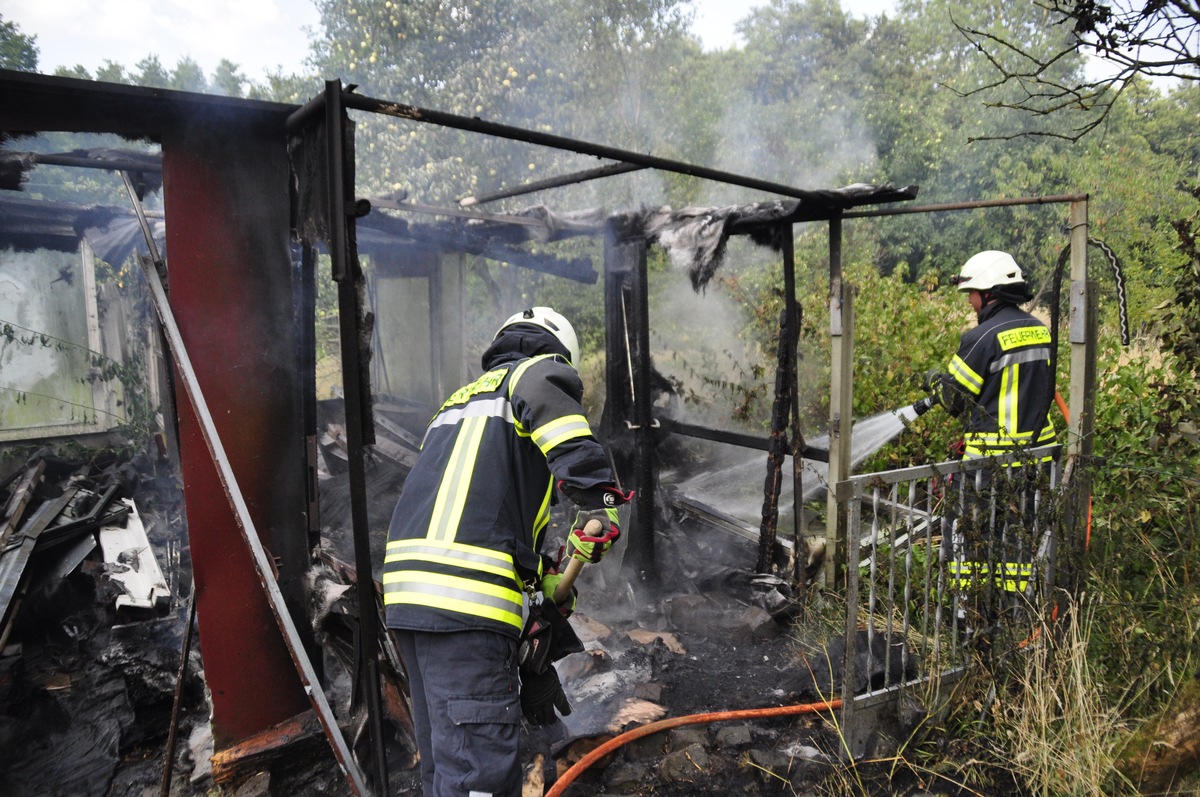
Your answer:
[992,597,1132,797]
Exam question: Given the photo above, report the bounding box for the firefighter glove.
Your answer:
[921,369,945,401]
[520,665,572,726]
[922,369,961,412]
[539,572,577,615]
[568,507,620,563]
[557,481,633,510]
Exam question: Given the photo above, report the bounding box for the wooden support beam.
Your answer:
[210,711,329,787]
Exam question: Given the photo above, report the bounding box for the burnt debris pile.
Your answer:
[0,445,207,797]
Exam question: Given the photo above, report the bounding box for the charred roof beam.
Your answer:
[288,84,917,212]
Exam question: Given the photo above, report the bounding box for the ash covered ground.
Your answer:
[0,426,1023,797]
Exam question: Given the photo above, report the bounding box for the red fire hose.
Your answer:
[544,698,843,797]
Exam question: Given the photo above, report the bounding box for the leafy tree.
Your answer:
[94,60,129,84]
[247,68,322,104]
[211,58,248,97]
[133,55,171,89]
[0,14,38,72]
[310,0,699,205]
[170,56,209,93]
[53,65,93,80]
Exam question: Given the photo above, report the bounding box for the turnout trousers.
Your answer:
[394,629,522,797]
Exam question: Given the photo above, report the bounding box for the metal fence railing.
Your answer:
[835,446,1062,757]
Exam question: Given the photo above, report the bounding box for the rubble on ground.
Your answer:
[0,422,979,796]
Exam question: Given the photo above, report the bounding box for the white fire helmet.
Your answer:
[495,306,580,367]
[955,250,1025,293]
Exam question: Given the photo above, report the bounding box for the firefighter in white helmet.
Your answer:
[922,252,1057,628]
[382,306,630,797]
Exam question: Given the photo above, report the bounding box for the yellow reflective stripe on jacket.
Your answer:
[949,354,982,395]
[507,355,553,440]
[427,415,488,541]
[508,355,549,399]
[384,538,521,587]
[531,414,591,455]
[533,480,552,549]
[999,358,1017,434]
[948,561,1032,593]
[381,570,524,629]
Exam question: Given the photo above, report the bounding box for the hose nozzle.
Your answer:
[912,396,935,417]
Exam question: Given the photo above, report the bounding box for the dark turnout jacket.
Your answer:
[943,301,1057,461]
[383,331,615,638]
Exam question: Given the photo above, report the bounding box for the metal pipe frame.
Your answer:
[836,446,1062,759]
[843,194,1089,218]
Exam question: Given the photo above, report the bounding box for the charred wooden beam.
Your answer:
[293,85,916,210]
[458,161,645,207]
[0,490,76,649]
[210,710,330,787]
[843,193,1087,218]
[322,79,390,794]
[2,148,163,174]
[0,461,45,549]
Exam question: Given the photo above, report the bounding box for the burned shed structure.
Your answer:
[1,70,1098,793]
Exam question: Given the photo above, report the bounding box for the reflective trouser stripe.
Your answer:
[382,570,524,630]
[964,425,1057,463]
[948,561,1032,593]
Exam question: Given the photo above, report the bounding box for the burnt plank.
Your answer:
[0,490,77,646]
[0,461,45,550]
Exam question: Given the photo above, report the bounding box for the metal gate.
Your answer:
[835,446,1062,757]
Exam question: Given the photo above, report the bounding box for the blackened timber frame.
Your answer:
[287,79,919,595]
[0,70,369,794]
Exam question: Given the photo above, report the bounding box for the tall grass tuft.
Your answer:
[994,596,1131,797]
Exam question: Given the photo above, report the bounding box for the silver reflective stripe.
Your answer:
[388,541,512,570]
[428,415,486,541]
[385,574,523,617]
[531,416,590,453]
[423,397,513,444]
[386,541,519,586]
[989,347,1050,374]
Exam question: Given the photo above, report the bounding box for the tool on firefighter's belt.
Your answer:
[519,582,585,674]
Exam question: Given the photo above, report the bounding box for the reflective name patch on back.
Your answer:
[441,368,507,409]
[996,326,1051,351]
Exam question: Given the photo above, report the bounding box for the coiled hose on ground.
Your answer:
[545,698,843,797]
